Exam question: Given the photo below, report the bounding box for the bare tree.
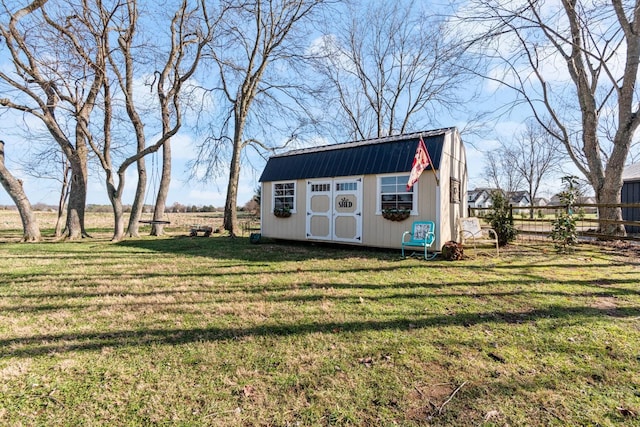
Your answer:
[0,140,41,241]
[504,120,564,217]
[0,0,105,239]
[312,0,476,141]
[461,0,640,236]
[197,0,330,236]
[108,0,149,238]
[484,120,564,217]
[88,0,213,241]
[147,0,214,237]
[483,149,523,194]
[7,140,70,237]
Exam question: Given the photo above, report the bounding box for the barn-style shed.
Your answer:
[258,128,468,251]
[622,162,640,233]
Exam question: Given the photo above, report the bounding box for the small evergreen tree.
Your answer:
[485,191,518,246]
[550,176,579,253]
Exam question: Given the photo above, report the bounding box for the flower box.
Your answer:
[382,209,411,221]
[273,208,292,218]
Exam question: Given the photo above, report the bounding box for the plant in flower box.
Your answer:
[273,207,292,218]
[381,208,411,221]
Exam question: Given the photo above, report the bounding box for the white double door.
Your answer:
[306,177,362,244]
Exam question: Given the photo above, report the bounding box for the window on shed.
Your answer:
[273,182,296,211]
[379,175,415,212]
[311,183,330,192]
[336,182,357,192]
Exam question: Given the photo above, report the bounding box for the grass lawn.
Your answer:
[0,229,639,426]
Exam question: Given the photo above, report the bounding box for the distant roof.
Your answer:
[259,128,454,182]
[467,188,493,202]
[508,191,530,203]
[577,196,596,203]
[623,163,640,181]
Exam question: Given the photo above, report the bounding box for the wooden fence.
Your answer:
[469,203,640,243]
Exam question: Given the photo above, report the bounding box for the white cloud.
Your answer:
[170,133,196,161]
[494,121,527,139]
[175,188,227,207]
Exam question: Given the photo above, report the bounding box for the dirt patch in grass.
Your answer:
[406,365,461,422]
[597,239,640,261]
[592,297,619,310]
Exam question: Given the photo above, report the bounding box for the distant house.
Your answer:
[549,193,595,205]
[576,196,597,214]
[533,197,548,207]
[548,193,564,206]
[577,196,596,204]
[507,191,531,213]
[259,128,468,250]
[468,188,532,214]
[467,188,494,210]
[508,191,530,206]
[622,163,640,233]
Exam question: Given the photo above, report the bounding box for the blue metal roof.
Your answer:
[259,128,451,182]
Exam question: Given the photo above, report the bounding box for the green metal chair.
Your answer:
[401,221,437,260]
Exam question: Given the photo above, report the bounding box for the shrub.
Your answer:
[485,191,518,246]
[550,211,578,252]
[550,176,580,253]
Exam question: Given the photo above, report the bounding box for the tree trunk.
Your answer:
[65,148,89,239]
[126,157,146,237]
[223,131,243,237]
[594,177,626,237]
[528,181,535,220]
[0,140,41,242]
[151,141,171,236]
[55,162,70,237]
[105,169,125,242]
[110,193,125,242]
[223,176,239,236]
[592,112,638,237]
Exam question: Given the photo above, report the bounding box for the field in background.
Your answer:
[0,210,252,237]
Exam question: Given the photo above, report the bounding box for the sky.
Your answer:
[0,119,502,208]
[0,0,600,209]
[0,130,262,208]
[0,109,559,211]
[0,119,522,208]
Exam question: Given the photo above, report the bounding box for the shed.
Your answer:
[622,162,640,233]
[258,128,468,251]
